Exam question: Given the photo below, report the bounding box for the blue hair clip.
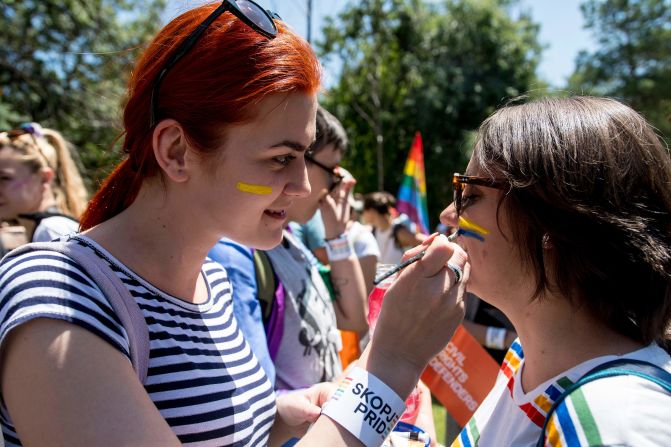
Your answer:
[19,122,43,138]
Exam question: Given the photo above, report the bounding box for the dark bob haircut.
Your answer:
[473,96,671,345]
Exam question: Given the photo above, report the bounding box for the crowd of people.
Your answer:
[0,2,669,447]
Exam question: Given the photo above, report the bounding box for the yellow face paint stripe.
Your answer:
[236,182,272,195]
[458,216,490,235]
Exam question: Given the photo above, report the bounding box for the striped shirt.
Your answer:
[0,236,276,446]
[452,341,671,447]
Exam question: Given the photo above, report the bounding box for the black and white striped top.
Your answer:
[0,236,276,446]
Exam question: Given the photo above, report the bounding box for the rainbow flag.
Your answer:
[396,132,430,235]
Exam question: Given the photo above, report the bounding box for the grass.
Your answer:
[432,400,447,443]
[432,398,463,446]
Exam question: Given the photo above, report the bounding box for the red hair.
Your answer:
[80,5,321,230]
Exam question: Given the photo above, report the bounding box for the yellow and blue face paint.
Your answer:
[456,216,490,241]
[236,182,272,195]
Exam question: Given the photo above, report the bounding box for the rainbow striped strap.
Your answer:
[537,358,671,447]
[324,232,354,261]
[322,367,406,446]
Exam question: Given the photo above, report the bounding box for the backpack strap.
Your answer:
[252,249,277,323]
[537,358,671,446]
[252,248,286,360]
[3,239,149,384]
[19,211,79,224]
[18,212,79,241]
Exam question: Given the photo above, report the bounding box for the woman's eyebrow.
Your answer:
[270,139,316,152]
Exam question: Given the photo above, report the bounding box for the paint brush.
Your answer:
[372,231,459,285]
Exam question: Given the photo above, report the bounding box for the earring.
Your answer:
[542,233,552,249]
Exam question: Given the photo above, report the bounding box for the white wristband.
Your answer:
[324,233,354,261]
[485,327,507,350]
[322,367,406,447]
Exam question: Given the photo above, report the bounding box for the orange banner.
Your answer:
[339,330,361,370]
[421,325,499,426]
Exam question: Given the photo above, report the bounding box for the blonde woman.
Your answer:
[0,123,88,251]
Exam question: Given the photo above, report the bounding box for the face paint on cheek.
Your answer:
[458,216,490,241]
[6,176,35,193]
[236,182,272,195]
[457,228,485,241]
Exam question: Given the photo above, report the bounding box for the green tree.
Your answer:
[0,0,165,187]
[569,0,671,139]
[318,0,541,226]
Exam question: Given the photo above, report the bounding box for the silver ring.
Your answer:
[447,262,463,284]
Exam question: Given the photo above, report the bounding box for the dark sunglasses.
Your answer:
[149,0,280,127]
[306,155,344,193]
[452,173,508,216]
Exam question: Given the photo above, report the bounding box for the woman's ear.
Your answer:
[152,119,190,183]
[40,167,55,185]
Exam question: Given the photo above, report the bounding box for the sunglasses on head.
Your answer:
[149,0,281,128]
[452,173,508,216]
[306,155,344,193]
[1,124,52,168]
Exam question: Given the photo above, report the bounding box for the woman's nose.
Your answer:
[440,202,458,227]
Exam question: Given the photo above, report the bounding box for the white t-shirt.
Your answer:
[347,221,380,259]
[267,231,342,391]
[32,215,79,242]
[374,225,405,265]
[452,341,671,447]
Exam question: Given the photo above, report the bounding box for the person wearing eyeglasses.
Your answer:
[0,3,468,447]
[441,96,671,446]
[272,106,370,391]
[0,123,88,255]
[288,106,348,266]
[211,106,369,392]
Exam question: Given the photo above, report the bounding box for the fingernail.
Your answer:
[422,233,440,245]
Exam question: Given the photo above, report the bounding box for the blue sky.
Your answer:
[163,0,597,87]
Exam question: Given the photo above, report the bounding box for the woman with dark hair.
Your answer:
[443,96,671,446]
[0,2,467,446]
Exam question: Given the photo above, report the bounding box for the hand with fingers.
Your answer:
[367,233,469,393]
[300,234,469,447]
[275,382,337,438]
[320,173,356,239]
[271,382,338,445]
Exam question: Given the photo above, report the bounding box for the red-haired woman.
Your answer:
[0,2,467,446]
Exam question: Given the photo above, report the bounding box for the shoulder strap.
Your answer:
[4,240,149,384]
[17,212,79,242]
[537,358,671,447]
[19,211,79,224]
[252,249,277,323]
